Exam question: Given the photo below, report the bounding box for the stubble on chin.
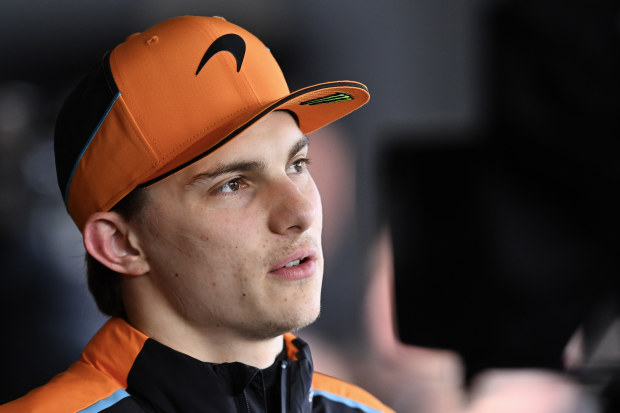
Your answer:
[243,307,322,341]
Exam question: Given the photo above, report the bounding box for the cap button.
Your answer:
[146,36,159,46]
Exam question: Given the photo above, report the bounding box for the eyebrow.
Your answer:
[288,135,310,160]
[188,135,310,185]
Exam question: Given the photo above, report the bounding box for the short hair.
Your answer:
[85,186,149,318]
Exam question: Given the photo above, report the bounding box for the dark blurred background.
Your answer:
[378,0,620,411]
[2,0,620,411]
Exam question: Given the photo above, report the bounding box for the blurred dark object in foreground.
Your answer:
[378,0,620,411]
[380,136,620,374]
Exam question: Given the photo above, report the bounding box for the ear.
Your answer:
[83,211,150,276]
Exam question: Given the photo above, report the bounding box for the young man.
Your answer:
[1,15,393,413]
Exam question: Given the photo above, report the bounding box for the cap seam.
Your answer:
[109,45,163,156]
[97,95,162,212]
[116,95,160,165]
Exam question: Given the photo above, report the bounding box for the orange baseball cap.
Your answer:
[54,15,369,230]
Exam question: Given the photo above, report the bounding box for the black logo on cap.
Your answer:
[196,34,246,75]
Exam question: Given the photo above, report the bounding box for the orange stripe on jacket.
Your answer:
[312,372,395,412]
[0,319,147,413]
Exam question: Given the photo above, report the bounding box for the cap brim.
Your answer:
[141,80,369,187]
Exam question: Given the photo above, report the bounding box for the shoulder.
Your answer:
[312,372,395,413]
[0,360,131,413]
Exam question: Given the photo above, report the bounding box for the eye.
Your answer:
[287,158,311,174]
[216,178,244,193]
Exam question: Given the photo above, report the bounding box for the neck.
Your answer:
[137,315,284,368]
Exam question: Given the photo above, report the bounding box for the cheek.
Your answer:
[309,180,324,229]
[187,217,260,277]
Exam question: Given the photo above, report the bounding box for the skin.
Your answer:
[84,111,324,368]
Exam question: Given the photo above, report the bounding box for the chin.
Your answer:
[289,306,321,333]
[249,307,321,339]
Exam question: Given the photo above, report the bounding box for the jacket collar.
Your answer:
[82,318,314,412]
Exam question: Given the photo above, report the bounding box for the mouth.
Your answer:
[283,257,307,268]
[269,248,318,280]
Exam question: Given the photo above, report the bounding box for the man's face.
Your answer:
[131,111,323,340]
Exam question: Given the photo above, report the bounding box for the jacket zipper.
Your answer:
[280,360,288,413]
[243,389,251,413]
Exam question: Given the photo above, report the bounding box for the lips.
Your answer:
[269,248,318,280]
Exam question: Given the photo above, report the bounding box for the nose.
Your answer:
[267,177,320,235]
